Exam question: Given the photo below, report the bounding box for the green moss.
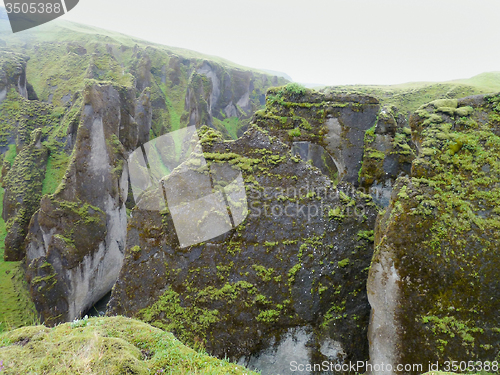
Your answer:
[213,116,241,140]
[337,258,350,268]
[42,151,70,195]
[432,99,458,110]
[288,127,301,138]
[326,76,500,113]
[137,279,281,350]
[256,309,280,323]
[364,124,376,144]
[3,144,17,168]
[137,287,219,346]
[455,106,474,117]
[377,95,500,364]
[0,185,39,333]
[284,83,307,96]
[357,230,374,242]
[366,149,385,159]
[0,316,257,374]
[287,263,301,284]
[57,200,104,225]
[328,206,345,221]
[252,265,275,282]
[421,315,483,354]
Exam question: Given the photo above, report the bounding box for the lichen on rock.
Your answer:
[108,123,379,369]
[368,93,500,371]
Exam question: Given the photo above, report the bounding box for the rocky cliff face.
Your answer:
[21,38,286,141]
[252,86,380,186]
[356,105,415,206]
[0,52,56,261]
[251,86,415,201]
[0,20,285,326]
[0,51,30,102]
[23,82,147,325]
[368,94,500,372]
[182,60,280,138]
[2,16,499,375]
[108,123,379,370]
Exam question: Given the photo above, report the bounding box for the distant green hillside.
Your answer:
[0,16,271,76]
[0,185,39,334]
[0,16,288,140]
[324,72,500,113]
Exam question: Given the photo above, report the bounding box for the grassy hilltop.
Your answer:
[324,72,500,114]
[0,316,258,374]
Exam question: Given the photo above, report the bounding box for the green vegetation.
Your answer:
[374,93,500,363]
[3,144,17,167]
[283,83,307,96]
[255,309,280,323]
[337,258,350,268]
[0,316,258,374]
[357,230,374,242]
[324,72,500,113]
[42,151,70,195]
[288,127,301,137]
[0,187,39,334]
[328,206,345,221]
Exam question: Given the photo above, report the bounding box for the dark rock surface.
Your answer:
[24,82,148,325]
[108,125,379,371]
[252,86,381,186]
[368,94,500,373]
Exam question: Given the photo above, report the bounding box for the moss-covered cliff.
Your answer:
[0,15,287,328]
[108,96,379,371]
[0,19,287,141]
[368,94,500,371]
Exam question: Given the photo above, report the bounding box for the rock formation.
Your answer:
[368,95,500,373]
[24,81,146,324]
[0,21,288,327]
[108,123,379,370]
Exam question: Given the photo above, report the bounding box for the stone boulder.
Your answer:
[368,94,500,373]
[108,125,379,373]
[24,82,151,325]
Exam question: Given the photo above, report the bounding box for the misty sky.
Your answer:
[59,0,500,86]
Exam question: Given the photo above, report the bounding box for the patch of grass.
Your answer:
[0,316,259,374]
[3,144,17,167]
[42,151,70,195]
[324,72,500,113]
[222,116,241,140]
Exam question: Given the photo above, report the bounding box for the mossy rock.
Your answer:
[368,93,500,372]
[252,86,381,185]
[109,125,379,368]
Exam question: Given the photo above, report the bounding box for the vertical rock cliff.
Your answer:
[24,82,148,324]
[0,22,289,327]
[368,95,500,373]
[107,88,383,372]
